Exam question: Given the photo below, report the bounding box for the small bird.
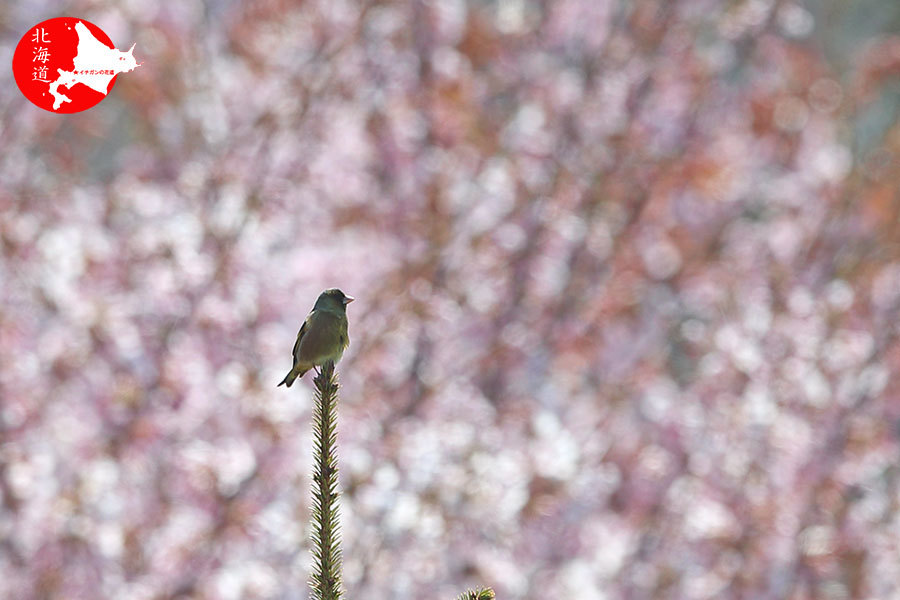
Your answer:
[277,288,353,387]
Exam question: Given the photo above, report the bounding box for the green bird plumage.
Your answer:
[278,288,353,387]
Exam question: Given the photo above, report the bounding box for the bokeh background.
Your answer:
[2,1,900,598]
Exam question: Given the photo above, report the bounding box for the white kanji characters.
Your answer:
[31,27,50,44]
[33,47,51,63]
[33,65,50,81]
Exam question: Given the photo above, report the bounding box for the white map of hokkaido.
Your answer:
[49,21,142,110]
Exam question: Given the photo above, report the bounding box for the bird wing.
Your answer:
[291,319,308,367]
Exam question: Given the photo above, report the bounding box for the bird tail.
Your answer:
[277,366,308,388]
[277,370,294,388]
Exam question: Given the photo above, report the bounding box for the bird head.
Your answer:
[315,288,354,312]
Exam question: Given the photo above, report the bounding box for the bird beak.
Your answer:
[343,295,354,305]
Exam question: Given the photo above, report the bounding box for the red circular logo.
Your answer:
[12,17,141,113]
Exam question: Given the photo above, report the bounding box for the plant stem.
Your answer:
[311,361,342,600]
